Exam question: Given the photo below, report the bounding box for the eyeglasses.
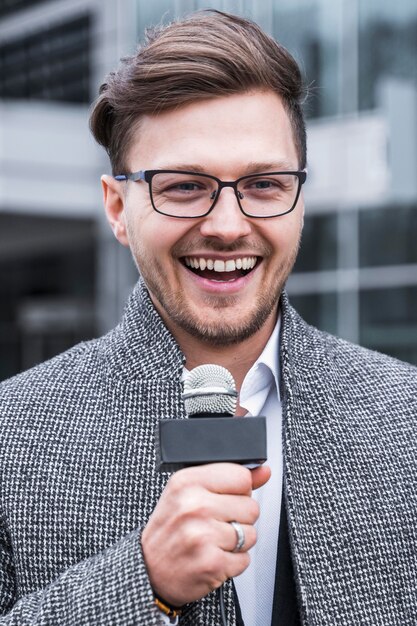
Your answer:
[114,169,307,219]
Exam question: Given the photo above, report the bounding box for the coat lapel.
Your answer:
[278,291,414,624]
[280,292,344,623]
[113,282,227,625]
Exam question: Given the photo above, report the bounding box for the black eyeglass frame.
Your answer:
[114,169,307,219]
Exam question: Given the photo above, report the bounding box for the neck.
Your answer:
[172,311,278,392]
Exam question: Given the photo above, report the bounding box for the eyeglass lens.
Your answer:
[150,172,300,217]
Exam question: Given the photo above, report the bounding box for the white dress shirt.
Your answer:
[234,316,282,626]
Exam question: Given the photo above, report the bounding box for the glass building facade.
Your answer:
[0,13,91,102]
[0,0,416,380]
[0,0,97,380]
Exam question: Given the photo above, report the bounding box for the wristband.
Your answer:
[154,594,183,618]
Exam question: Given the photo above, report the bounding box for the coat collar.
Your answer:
[103,279,185,382]
[105,280,305,385]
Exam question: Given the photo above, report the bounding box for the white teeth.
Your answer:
[184,256,258,272]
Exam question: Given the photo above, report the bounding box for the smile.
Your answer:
[182,256,259,282]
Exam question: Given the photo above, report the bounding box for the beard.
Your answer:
[128,231,301,347]
[147,285,279,347]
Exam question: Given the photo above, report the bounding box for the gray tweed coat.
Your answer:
[0,280,416,625]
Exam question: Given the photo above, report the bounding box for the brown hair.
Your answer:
[89,10,307,174]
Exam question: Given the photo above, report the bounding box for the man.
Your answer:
[0,10,416,626]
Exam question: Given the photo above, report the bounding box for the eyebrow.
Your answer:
[152,161,299,175]
[242,161,298,174]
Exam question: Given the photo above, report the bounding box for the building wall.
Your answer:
[0,0,137,380]
[1,0,416,380]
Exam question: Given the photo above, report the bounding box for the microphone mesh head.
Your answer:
[183,364,237,416]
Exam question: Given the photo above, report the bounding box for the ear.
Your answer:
[101,175,130,247]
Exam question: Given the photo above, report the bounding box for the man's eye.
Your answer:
[246,179,280,191]
[171,182,203,192]
[253,180,275,189]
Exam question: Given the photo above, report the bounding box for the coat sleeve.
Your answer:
[0,527,166,625]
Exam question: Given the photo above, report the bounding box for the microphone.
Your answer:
[156,364,267,472]
[183,364,238,416]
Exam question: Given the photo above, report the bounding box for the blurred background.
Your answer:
[0,0,416,381]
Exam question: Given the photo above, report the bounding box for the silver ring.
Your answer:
[230,521,245,552]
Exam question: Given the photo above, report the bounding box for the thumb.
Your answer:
[251,464,271,490]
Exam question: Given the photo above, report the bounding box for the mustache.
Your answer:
[173,238,272,257]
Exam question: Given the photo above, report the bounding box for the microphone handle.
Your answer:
[156,414,267,472]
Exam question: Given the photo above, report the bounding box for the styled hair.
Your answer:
[89,10,307,174]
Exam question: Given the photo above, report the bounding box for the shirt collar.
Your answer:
[239,313,281,407]
[181,314,281,401]
[258,312,281,396]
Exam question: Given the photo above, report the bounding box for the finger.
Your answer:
[170,463,253,496]
[207,520,256,553]
[222,549,252,581]
[201,492,259,525]
[251,464,271,490]
[219,521,257,553]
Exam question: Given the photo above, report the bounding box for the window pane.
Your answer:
[294,213,337,272]
[289,292,337,335]
[360,205,417,266]
[272,0,340,119]
[0,0,46,19]
[0,213,96,381]
[360,286,417,365]
[0,14,91,103]
[359,0,417,111]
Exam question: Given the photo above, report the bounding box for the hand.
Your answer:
[141,462,270,607]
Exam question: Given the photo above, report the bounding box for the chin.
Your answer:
[174,299,279,346]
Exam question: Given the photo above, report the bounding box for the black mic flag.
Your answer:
[156,364,267,472]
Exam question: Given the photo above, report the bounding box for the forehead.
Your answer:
[127,90,299,174]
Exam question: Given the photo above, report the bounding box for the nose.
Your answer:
[199,187,252,243]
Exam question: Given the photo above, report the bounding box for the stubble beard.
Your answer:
[130,240,300,347]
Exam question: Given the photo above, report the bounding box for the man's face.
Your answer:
[104,90,304,346]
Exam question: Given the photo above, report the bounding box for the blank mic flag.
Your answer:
[156,364,267,472]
